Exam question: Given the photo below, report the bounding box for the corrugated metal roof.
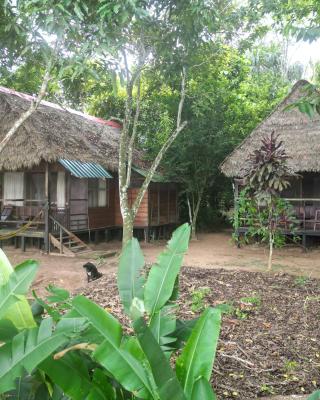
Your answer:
[59,159,112,179]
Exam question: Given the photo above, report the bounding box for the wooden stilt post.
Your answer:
[302,234,307,252]
[44,163,50,253]
[157,184,160,225]
[234,179,240,247]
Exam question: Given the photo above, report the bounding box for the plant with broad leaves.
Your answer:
[0,224,222,399]
[236,132,297,270]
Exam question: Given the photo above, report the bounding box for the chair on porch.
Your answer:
[314,210,320,231]
[0,205,14,222]
[303,205,316,230]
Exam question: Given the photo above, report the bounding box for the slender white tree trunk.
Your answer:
[118,62,187,248]
[0,43,59,154]
[268,232,274,271]
[189,188,203,240]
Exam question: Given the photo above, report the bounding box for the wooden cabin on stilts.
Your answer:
[0,87,179,256]
[221,80,320,250]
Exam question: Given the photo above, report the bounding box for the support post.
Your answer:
[302,234,307,252]
[44,163,50,253]
[21,236,25,252]
[157,184,160,225]
[234,179,240,247]
[94,230,99,244]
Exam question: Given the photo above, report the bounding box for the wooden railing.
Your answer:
[0,200,70,233]
[237,197,320,232]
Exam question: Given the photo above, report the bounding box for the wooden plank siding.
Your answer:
[149,183,178,226]
[88,179,116,229]
[114,185,149,227]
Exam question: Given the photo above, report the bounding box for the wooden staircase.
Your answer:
[49,216,91,257]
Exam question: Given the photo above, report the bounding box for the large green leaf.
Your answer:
[308,391,320,400]
[0,248,14,284]
[72,296,122,346]
[40,353,108,400]
[0,319,18,341]
[118,238,145,316]
[149,305,176,351]
[176,308,221,398]
[72,296,154,399]
[134,316,186,400]
[172,318,199,350]
[0,318,74,393]
[144,224,190,317]
[0,260,38,320]
[191,377,216,400]
[94,340,153,399]
[0,250,37,329]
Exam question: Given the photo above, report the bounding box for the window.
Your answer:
[26,173,45,201]
[4,172,24,206]
[88,178,108,207]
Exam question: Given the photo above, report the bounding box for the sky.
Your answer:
[288,38,320,78]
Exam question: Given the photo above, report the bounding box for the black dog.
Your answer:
[83,262,102,282]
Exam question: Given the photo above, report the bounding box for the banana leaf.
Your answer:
[144,224,190,318]
[191,377,216,400]
[94,340,153,399]
[0,249,37,329]
[308,391,320,400]
[72,296,154,399]
[133,316,186,400]
[149,305,176,352]
[0,317,74,393]
[176,308,221,398]
[0,260,38,319]
[40,353,109,400]
[118,238,145,316]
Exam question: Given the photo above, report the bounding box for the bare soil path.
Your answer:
[4,230,320,294]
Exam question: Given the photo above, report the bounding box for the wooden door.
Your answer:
[69,176,88,231]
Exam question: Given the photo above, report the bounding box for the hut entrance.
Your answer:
[69,176,88,231]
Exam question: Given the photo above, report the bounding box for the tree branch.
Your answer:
[131,67,188,217]
[125,74,141,189]
[0,40,60,154]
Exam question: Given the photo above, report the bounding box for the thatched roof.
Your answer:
[220,80,320,178]
[0,86,142,171]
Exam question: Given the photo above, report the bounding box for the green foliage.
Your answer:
[308,390,320,400]
[235,133,297,269]
[234,188,297,247]
[0,224,222,399]
[0,249,37,329]
[190,287,211,313]
[176,308,221,398]
[144,223,190,318]
[294,276,311,287]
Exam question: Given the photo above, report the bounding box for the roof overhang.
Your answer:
[59,159,112,179]
[132,165,168,183]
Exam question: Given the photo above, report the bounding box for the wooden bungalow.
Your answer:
[220,80,320,247]
[0,87,178,255]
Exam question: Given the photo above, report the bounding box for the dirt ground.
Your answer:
[79,267,320,400]
[3,230,320,294]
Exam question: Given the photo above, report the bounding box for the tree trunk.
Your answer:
[122,212,134,247]
[190,190,203,240]
[118,64,187,249]
[268,232,274,271]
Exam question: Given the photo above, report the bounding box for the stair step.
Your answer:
[63,240,79,246]
[70,245,87,251]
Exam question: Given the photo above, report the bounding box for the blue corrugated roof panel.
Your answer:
[59,159,112,179]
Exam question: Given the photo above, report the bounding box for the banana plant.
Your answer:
[0,224,222,399]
